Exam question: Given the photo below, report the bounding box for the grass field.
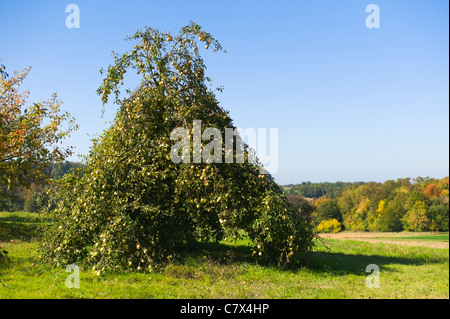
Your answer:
[379,234,449,241]
[0,212,448,299]
[322,231,449,249]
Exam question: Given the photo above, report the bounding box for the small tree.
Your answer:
[0,63,78,209]
[40,23,314,273]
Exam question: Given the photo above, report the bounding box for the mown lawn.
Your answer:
[0,212,448,299]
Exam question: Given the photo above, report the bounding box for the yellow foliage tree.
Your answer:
[317,219,342,233]
[402,201,430,232]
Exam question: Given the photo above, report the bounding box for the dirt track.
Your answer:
[319,232,449,249]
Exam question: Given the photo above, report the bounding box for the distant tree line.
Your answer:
[285,177,449,232]
[284,181,363,199]
[1,161,82,212]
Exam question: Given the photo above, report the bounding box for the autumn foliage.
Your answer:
[0,64,77,208]
[335,177,449,232]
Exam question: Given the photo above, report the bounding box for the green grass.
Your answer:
[1,212,449,299]
[377,233,449,242]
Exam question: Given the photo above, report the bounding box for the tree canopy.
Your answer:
[335,177,449,232]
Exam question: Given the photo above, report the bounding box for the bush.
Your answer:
[317,219,342,233]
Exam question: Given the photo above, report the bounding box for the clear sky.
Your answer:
[1,0,448,185]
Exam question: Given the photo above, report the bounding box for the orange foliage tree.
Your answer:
[424,184,441,199]
[0,63,78,208]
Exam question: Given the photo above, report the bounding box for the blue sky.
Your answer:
[1,0,448,185]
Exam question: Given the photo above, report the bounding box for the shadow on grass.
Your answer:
[308,250,447,276]
[0,222,41,242]
[172,240,448,277]
[0,215,48,242]
[176,241,256,265]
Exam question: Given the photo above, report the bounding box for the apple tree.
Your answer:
[39,23,314,273]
